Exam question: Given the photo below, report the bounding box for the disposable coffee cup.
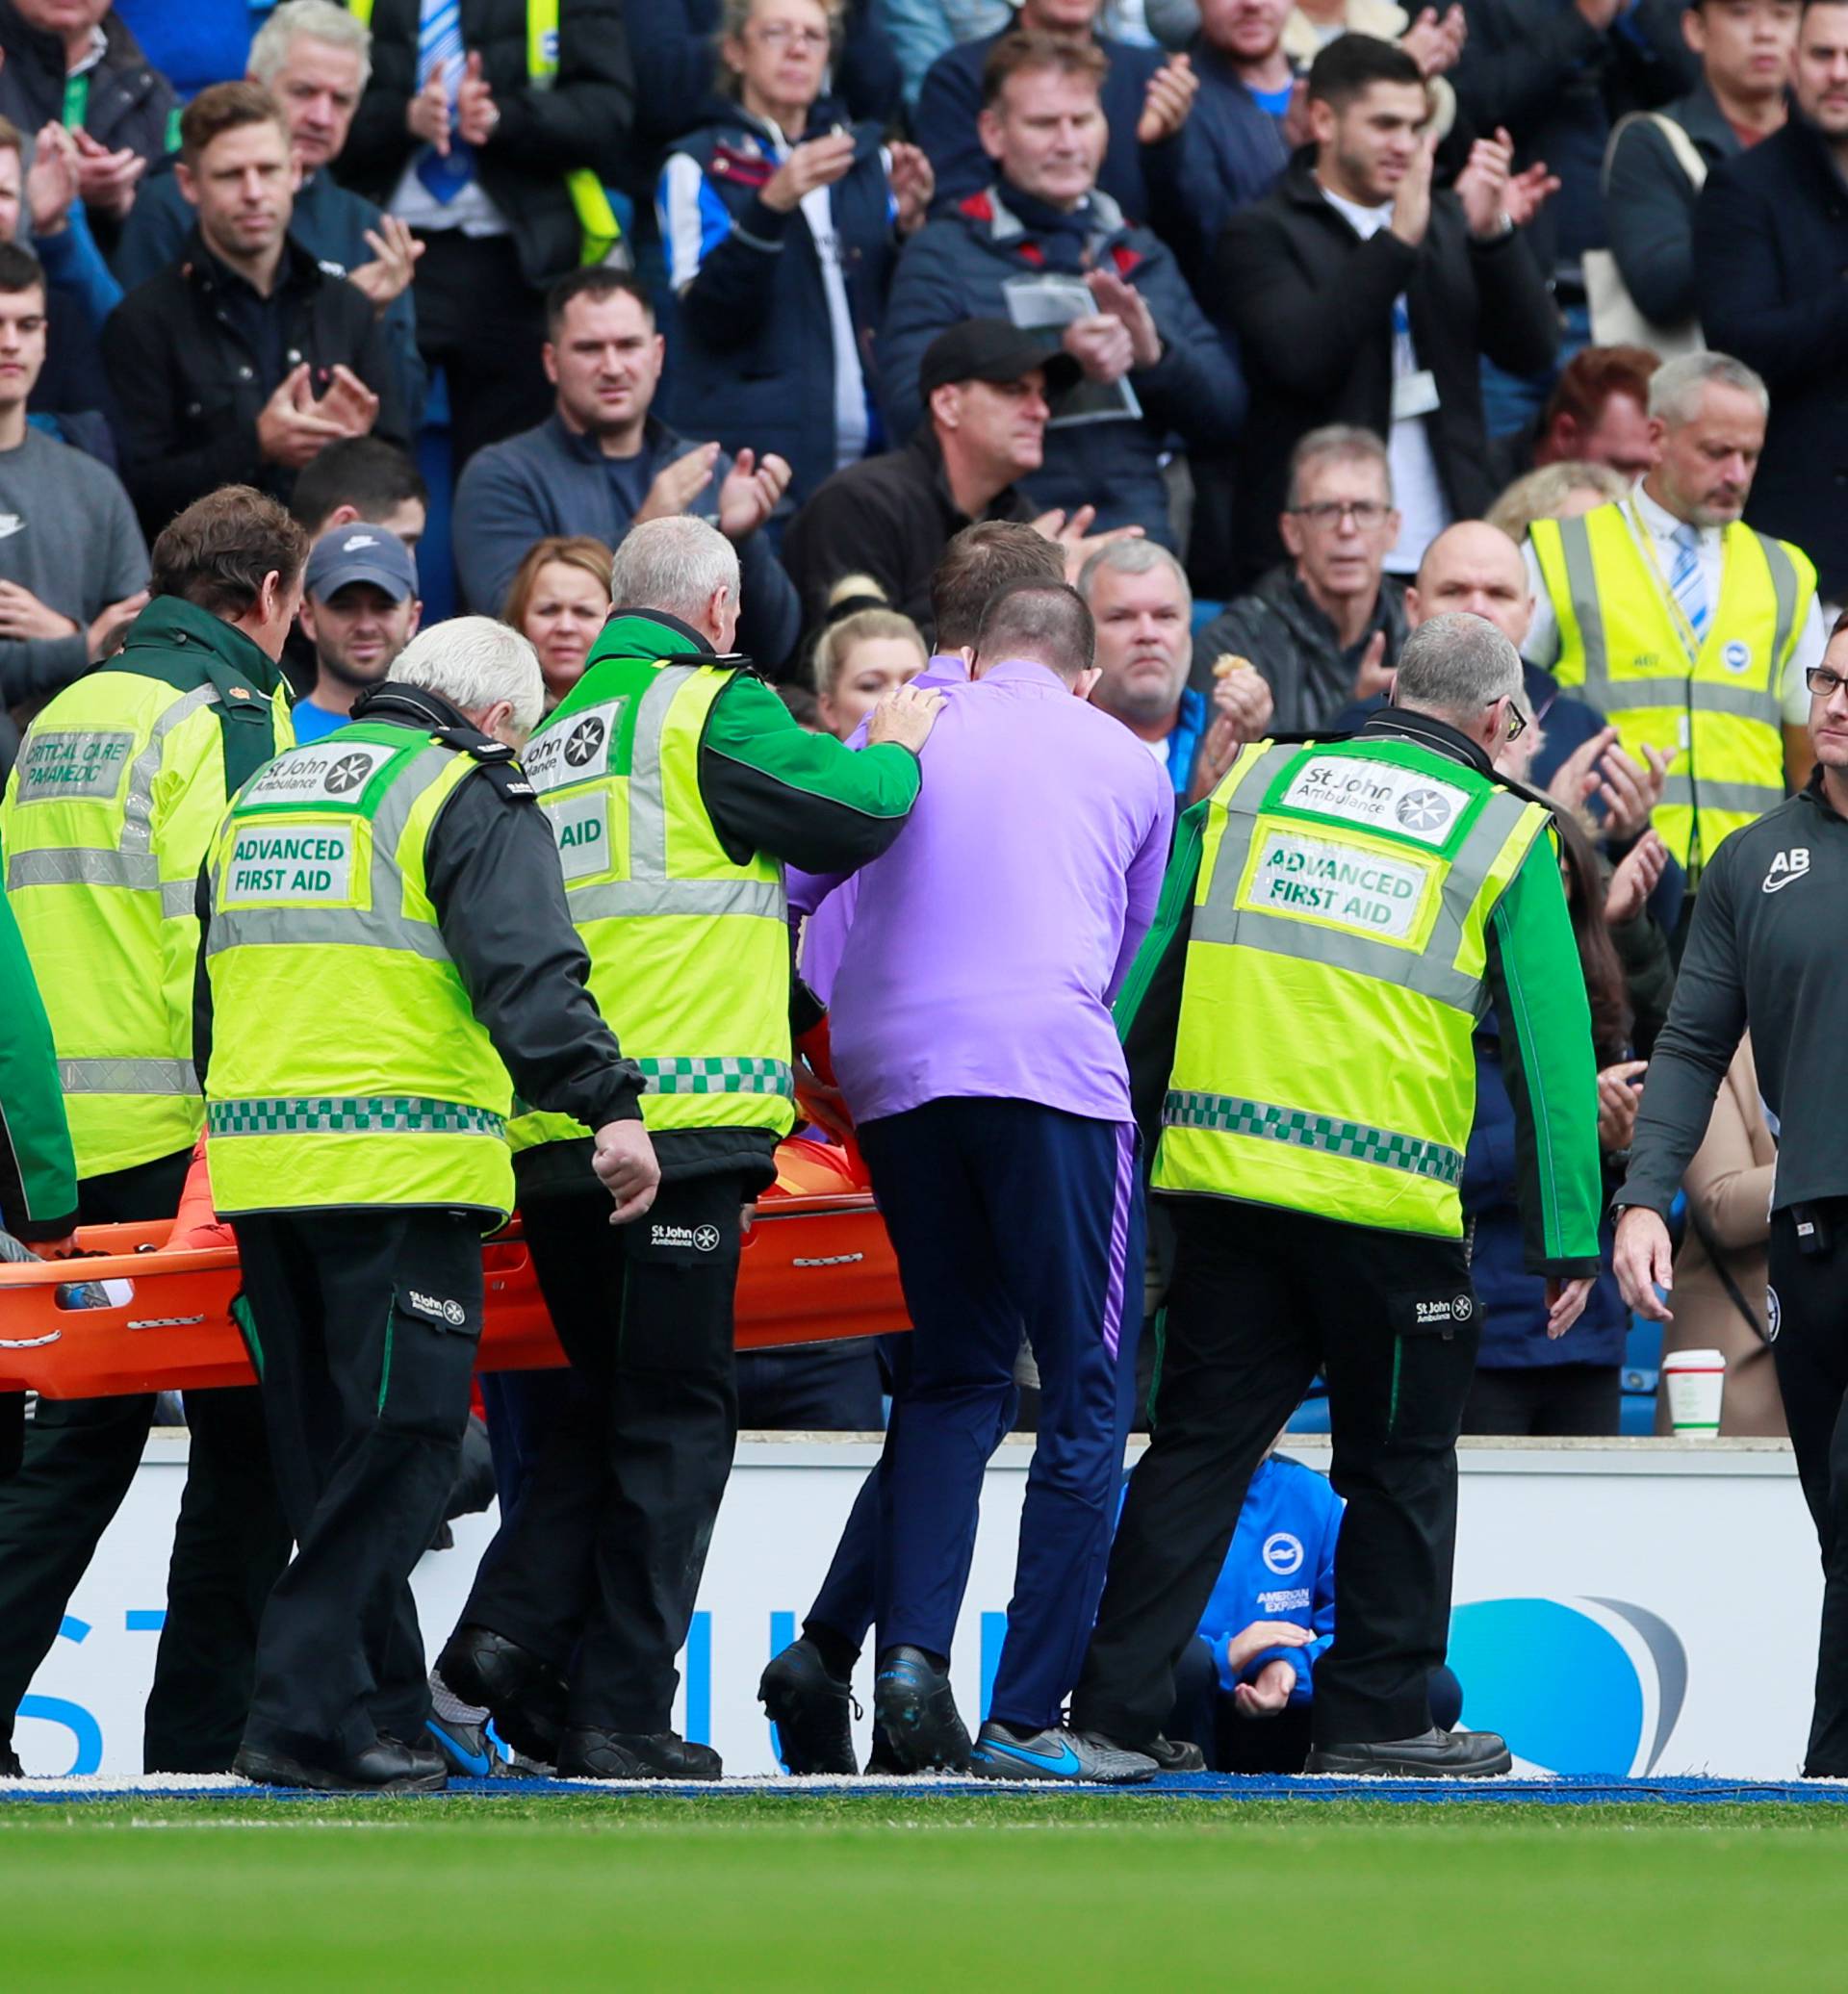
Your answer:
[1662,1347,1727,1435]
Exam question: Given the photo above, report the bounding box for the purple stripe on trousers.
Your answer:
[1098,1119,1136,1362]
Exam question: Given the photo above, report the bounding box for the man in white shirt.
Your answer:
[1525,348,1822,877]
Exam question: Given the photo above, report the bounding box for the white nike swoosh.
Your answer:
[0,519,25,539]
[1761,875,1806,893]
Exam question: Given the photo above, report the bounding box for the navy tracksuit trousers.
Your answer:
[853,1096,1143,1735]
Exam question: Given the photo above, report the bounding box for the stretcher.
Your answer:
[0,1138,907,1400]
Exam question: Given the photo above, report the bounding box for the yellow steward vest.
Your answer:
[1530,500,1811,871]
[1155,735,1552,1239]
[202,723,516,1220]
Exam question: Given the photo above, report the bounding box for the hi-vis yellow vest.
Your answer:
[1530,501,1811,872]
[203,724,515,1221]
[1154,736,1551,1239]
[509,658,793,1150]
[0,668,294,1177]
[347,0,621,267]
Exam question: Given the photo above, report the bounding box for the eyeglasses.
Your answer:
[1500,699,1529,744]
[748,20,831,48]
[1289,499,1392,529]
[1806,665,1848,700]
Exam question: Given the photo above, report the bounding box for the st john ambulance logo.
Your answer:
[323,754,372,795]
[564,716,606,768]
[1395,787,1452,834]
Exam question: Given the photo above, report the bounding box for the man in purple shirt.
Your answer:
[791,579,1171,1785]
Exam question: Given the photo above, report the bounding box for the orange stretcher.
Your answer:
[0,1138,908,1400]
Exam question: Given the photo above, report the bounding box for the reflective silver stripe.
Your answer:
[60,1056,198,1097]
[1659,776,1782,816]
[1162,1089,1464,1186]
[1593,676,1780,722]
[637,1056,794,1096]
[1689,679,1782,722]
[5,845,158,892]
[1762,534,1801,680]
[207,1094,503,1138]
[160,879,196,919]
[1556,516,1610,707]
[207,905,452,959]
[1192,746,1528,1013]
[629,664,701,882]
[121,682,220,856]
[565,876,785,922]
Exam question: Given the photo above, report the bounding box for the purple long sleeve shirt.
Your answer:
[793,656,1173,1128]
[793,652,970,1005]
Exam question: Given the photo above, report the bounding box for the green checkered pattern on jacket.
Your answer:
[1163,1091,1465,1187]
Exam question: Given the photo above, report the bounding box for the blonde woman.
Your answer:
[810,576,930,737]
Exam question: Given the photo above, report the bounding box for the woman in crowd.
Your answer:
[1486,461,1630,546]
[1460,812,1652,1437]
[657,0,935,519]
[809,579,929,738]
[502,537,614,710]
[1656,1035,1786,1438]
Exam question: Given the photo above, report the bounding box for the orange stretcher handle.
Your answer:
[0,1191,909,1400]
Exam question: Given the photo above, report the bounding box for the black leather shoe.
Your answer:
[1305,1726,1513,1777]
[1146,1735,1207,1774]
[873,1645,971,1773]
[436,1624,567,1763]
[556,1727,723,1780]
[234,1733,449,1794]
[1,1739,21,1777]
[759,1637,859,1775]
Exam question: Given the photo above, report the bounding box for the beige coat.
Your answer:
[1656,1035,1786,1437]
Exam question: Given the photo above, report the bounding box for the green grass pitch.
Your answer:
[5,1792,1846,1990]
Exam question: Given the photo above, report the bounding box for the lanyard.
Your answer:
[62,72,88,130]
[1615,498,1710,671]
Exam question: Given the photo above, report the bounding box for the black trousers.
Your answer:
[0,1149,289,1773]
[410,229,553,474]
[461,1171,748,1732]
[1767,1199,1848,1777]
[1460,1362,1622,1437]
[232,1207,482,1764]
[1073,1199,1478,1751]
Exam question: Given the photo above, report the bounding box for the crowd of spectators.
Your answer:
[0,0,1830,1443]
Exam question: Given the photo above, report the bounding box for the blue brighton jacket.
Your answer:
[1191,1452,1340,1701]
[657,101,900,512]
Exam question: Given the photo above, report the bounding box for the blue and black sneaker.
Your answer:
[424,1713,525,1780]
[872,1645,971,1773]
[969,1720,1158,1784]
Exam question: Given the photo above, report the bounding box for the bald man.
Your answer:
[1406,523,1535,653]
[1340,523,1642,809]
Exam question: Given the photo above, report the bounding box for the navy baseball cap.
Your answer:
[305,524,419,603]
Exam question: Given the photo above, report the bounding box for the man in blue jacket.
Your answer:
[449,268,801,676]
[915,0,1198,241]
[113,2,425,427]
[881,31,1245,548]
[1163,1447,1466,1772]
